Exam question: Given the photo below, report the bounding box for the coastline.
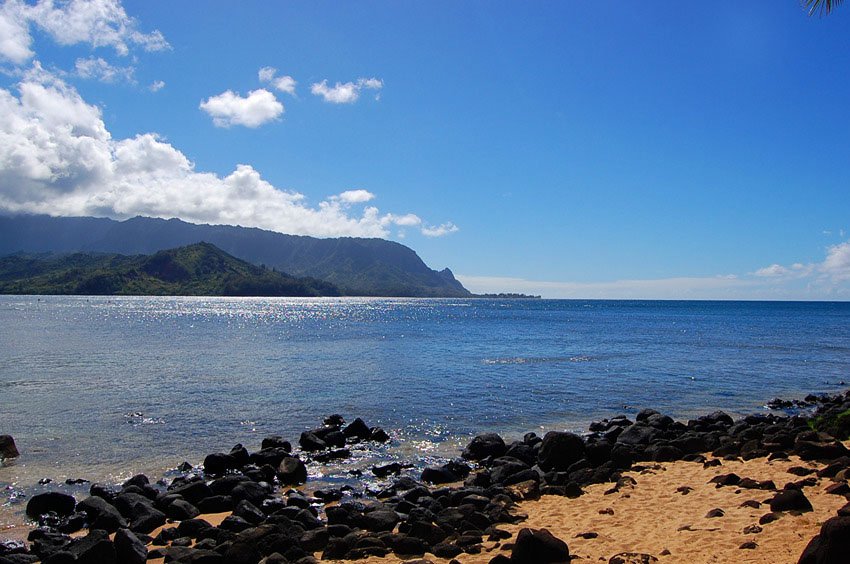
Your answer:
[2,390,850,563]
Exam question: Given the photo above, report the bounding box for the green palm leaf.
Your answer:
[804,0,844,16]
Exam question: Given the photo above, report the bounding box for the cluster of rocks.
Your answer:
[3,391,850,564]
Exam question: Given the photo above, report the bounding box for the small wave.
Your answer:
[483,355,595,365]
[124,412,165,425]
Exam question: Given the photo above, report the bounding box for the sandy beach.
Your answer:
[135,452,847,564]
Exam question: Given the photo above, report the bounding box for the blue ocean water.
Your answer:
[1,296,849,517]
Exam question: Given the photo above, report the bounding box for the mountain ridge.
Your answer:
[0,214,470,297]
[0,242,342,296]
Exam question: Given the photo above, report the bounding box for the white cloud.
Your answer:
[421,222,459,237]
[258,66,296,95]
[0,0,168,65]
[148,79,165,92]
[311,77,383,104]
[0,67,455,240]
[199,89,283,128]
[336,189,375,204]
[74,56,134,83]
[754,264,790,277]
[822,240,850,280]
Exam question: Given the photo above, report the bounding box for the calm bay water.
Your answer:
[1,296,849,525]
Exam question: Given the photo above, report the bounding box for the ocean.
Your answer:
[1,296,849,527]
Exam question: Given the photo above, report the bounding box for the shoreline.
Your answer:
[2,391,850,563]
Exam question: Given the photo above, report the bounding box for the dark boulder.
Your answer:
[250,447,291,468]
[616,424,660,447]
[421,465,459,485]
[129,503,166,534]
[342,418,371,440]
[113,529,146,564]
[798,516,850,564]
[462,433,508,461]
[230,481,271,506]
[0,435,19,459]
[198,495,234,513]
[26,492,76,519]
[360,509,400,532]
[277,457,307,485]
[75,496,126,532]
[168,479,214,505]
[608,554,659,564]
[261,436,291,451]
[510,527,570,563]
[770,489,813,513]
[203,452,239,475]
[65,530,116,564]
[538,432,586,472]
[299,431,327,451]
[795,439,850,462]
[166,499,201,521]
[370,427,390,442]
[234,500,266,526]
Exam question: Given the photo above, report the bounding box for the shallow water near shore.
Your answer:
[1,297,849,529]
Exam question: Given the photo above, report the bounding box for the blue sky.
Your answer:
[0,1,849,298]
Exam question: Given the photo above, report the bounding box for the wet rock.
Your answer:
[277,457,307,485]
[203,452,239,475]
[422,465,460,485]
[325,414,345,426]
[462,433,508,461]
[26,492,76,519]
[299,431,327,451]
[113,529,146,564]
[0,435,19,459]
[799,515,850,563]
[510,528,569,563]
[370,427,390,442]
[342,418,371,441]
[261,436,291,451]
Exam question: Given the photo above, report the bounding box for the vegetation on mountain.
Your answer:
[0,215,471,297]
[0,243,341,297]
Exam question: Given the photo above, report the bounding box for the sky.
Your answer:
[0,1,849,299]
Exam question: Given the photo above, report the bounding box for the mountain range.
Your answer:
[0,215,470,297]
[0,243,341,297]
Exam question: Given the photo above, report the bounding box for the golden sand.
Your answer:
[5,454,847,564]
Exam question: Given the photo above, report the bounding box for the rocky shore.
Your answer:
[2,391,850,563]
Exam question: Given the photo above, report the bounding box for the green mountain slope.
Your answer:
[0,215,471,297]
[0,243,341,297]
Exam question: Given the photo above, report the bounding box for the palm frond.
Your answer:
[804,0,844,16]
